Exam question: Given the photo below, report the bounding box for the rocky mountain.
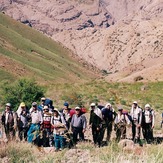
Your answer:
[1,0,163,82]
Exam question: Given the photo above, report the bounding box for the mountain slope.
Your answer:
[1,0,163,82]
[0,13,97,83]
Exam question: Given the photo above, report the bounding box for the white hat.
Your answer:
[133,101,138,104]
[53,108,59,112]
[32,102,37,106]
[6,103,11,107]
[145,104,150,108]
[43,105,49,110]
[75,106,81,110]
[90,103,96,107]
[41,97,46,101]
[105,103,112,108]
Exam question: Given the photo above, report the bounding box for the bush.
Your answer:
[120,99,127,105]
[1,78,45,111]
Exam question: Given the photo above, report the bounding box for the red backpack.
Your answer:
[69,108,87,117]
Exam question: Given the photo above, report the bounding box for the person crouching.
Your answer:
[71,106,87,144]
[51,108,67,151]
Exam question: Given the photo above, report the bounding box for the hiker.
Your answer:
[161,113,163,128]
[42,105,53,147]
[101,103,117,142]
[27,102,43,145]
[130,101,142,143]
[89,103,103,147]
[51,108,67,151]
[141,104,155,144]
[16,102,30,141]
[37,97,47,112]
[71,106,87,144]
[1,103,17,141]
[61,102,71,130]
[114,107,130,142]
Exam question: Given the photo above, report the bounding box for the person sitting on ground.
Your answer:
[51,108,67,151]
[114,107,130,142]
[16,102,30,141]
[27,102,43,145]
[71,106,87,144]
[1,103,17,141]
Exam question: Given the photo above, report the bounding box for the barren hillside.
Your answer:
[1,0,163,82]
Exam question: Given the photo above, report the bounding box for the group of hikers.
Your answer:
[1,97,156,151]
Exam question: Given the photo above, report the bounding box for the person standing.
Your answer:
[62,102,71,130]
[89,103,103,147]
[42,105,53,147]
[38,97,46,112]
[71,106,87,144]
[1,103,17,141]
[161,113,163,128]
[16,102,30,141]
[101,103,117,142]
[114,107,130,142]
[27,102,43,144]
[51,108,67,151]
[142,104,155,144]
[130,101,142,143]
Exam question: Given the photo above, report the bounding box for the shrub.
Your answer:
[120,99,127,105]
[1,78,45,111]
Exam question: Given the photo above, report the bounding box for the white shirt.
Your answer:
[31,110,43,124]
[144,110,154,126]
[114,113,130,125]
[51,115,66,134]
[130,106,142,124]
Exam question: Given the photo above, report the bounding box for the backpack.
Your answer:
[69,108,87,118]
[122,110,132,123]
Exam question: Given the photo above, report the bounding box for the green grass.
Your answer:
[0,68,15,82]
[46,80,163,114]
[0,13,95,83]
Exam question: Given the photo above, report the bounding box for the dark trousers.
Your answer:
[72,127,84,144]
[92,125,102,147]
[42,128,53,147]
[4,124,15,140]
[18,127,28,141]
[101,122,112,142]
[142,123,153,144]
